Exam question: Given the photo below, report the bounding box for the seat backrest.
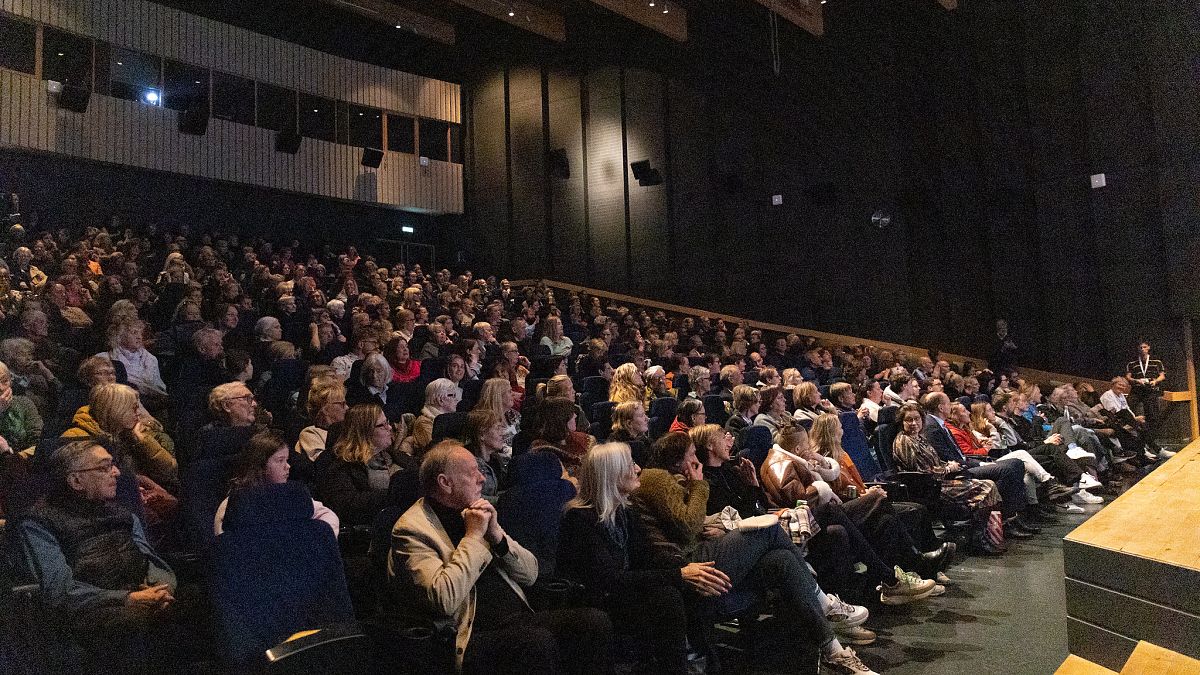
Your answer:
[497,452,576,577]
[431,412,469,444]
[838,411,883,481]
[181,453,238,552]
[796,417,813,431]
[648,397,679,422]
[212,482,354,669]
[673,374,690,400]
[702,395,729,425]
[957,396,972,407]
[590,401,617,432]
[582,376,610,398]
[459,379,484,410]
[736,425,774,471]
[877,405,899,427]
[876,423,900,472]
[818,385,831,400]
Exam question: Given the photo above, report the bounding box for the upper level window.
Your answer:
[348,104,383,149]
[0,14,36,75]
[387,114,415,154]
[109,47,161,105]
[256,82,296,132]
[212,71,254,126]
[298,92,336,143]
[42,26,92,88]
[162,59,208,111]
[419,118,449,161]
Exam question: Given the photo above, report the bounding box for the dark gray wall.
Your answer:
[458,0,1200,380]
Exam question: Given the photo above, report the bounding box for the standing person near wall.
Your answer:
[1125,340,1165,436]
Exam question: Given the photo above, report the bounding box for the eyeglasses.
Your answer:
[71,460,116,474]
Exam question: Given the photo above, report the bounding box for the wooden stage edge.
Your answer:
[1063,438,1200,669]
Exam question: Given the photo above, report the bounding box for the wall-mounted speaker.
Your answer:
[178,101,209,136]
[275,128,302,154]
[630,159,663,187]
[361,147,384,168]
[57,84,90,113]
[548,148,570,180]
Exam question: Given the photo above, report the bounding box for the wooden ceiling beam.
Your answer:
[751,0,823,38]
[318,0,456,44]
[585,0,688,42]
[443,0,567,42]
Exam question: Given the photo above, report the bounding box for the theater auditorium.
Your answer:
[1,0,1198,673]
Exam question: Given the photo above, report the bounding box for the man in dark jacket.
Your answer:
[20,440,196,671]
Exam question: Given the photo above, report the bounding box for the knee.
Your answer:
[573,607,613,637]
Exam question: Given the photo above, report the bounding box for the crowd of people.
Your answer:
[0,220,1172,674]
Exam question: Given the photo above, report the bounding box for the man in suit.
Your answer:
[389,441,612,675]
[920,393,1036,538]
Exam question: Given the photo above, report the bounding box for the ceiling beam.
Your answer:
[586,0,688,42]
[317,0,456,44]
[752,0,823,38]
[444,0,567,42]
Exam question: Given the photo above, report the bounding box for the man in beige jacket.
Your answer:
[389,440,612,674]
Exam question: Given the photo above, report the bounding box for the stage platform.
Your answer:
[1063,439,1200,670]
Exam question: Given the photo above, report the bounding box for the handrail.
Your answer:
[514,278,1112,390]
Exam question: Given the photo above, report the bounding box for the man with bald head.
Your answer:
[390,441,611,675]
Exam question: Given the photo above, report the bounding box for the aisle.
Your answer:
[863,511,1093,675]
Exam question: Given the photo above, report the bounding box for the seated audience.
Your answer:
[214,430,338,536]
[669,398,706,433]
[390,440,613,675]
[609,362,645,407]
[99,319,167,407]
[409,378,461,455]
[62,382,178,492]
[317,403,398,527]
[383,336,420,383]
[462,408,506,499]
[346,353,405,422]
[0,360,44,452]
[608,400,651,466]
[751,385,793,437]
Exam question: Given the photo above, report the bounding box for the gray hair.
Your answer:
[420,440,468,494]
[360,352,393,386]
[567,442,635,526]
[192,327,223,351]
[254,316,280,338]
[49,440,106,493]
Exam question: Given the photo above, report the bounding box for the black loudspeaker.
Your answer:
[57,84,90,113]
[630,159,662,186]
[178,101,209,136]
[275,128,302,154]
[548,148,570,180]
[361,147,384,168]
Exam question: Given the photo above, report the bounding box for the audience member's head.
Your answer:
[209,381,257,426]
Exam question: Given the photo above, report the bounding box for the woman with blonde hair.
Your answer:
[609,400,651,465]
[556,442,692,675]
[317,402,398,526]
[62,382,178,491]
[473,377,521,447]
[409,378,460,455]
[793,381,837,423]
[296,379,348,462]
[536,373,588,430]
[539,315,573,357]
[99,319,167,404]
[608,362,645,407]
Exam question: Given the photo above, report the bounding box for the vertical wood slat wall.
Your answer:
[0,0,463,214]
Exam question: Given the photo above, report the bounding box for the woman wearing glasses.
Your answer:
[317,403,401,527]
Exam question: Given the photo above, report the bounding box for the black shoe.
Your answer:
[972,535,1005,555]
[1009,515,1042,535]
[1042,479,1078,504]
[1004,523,1034,539]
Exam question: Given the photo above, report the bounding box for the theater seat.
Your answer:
[181,453,237,553]
[737,425,774,471]
[498,451,577,577]
[212,482,355,669]
[649,398,679,439]
[591,401,617,438]
[431,412,468,445]
[703,395,729,425]
[838,412,883,480]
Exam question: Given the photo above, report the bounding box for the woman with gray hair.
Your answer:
[407,378,461,456]
[346,352,404,422]
[556,442,693,675]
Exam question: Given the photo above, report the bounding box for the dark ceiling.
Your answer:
[149,0,928,84]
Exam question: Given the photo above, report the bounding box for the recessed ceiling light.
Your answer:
[395,24,402,28]
[57,52,64,57]
[662,7,668,12]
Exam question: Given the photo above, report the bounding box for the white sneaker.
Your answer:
[826,593,869,627]
[822,647,879,674]
[1078,474,1102,489]
[1061,503,1086,513]
[1073,489,1104,505]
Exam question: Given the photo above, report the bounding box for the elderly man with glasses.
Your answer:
[19,440,200,671]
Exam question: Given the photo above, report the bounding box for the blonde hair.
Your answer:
[89,383,139,434]
[567,442,635,527]
[809,413,843,461]
[609,363,643,405]
[793,381,819,408]
[209,382,250,419]
[535,374,572,401]
[106,319,144,350]
[776,424,810,454]
[306,379,346,419]
[970,402,992,435]
[333,403,385,465]
[688,423,726,465]
[688,366,711,395]
[474,378,513,417]
[610,401,643,435]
